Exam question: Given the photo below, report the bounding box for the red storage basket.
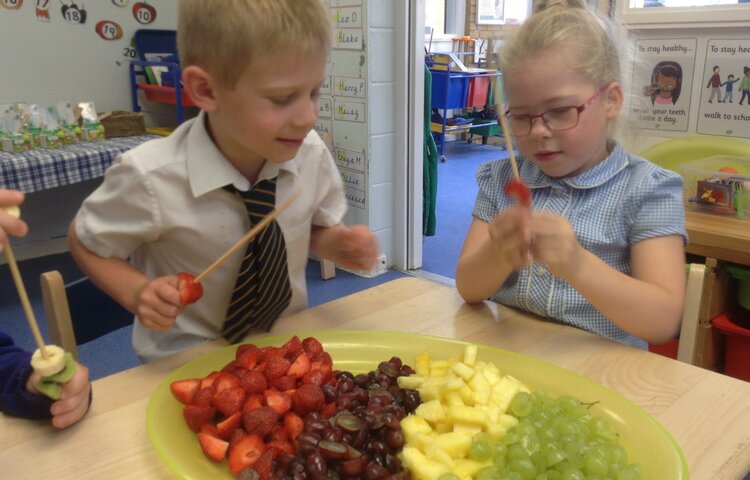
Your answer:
[712,308,750,382]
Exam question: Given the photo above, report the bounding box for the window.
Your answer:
[425,0,465,38]
[622,0,750,26]
[476,0,531,25]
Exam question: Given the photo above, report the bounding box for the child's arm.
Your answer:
[530,212,685,344]
[456,207,532,304]
[309,224,379,271]
[67,220,184,332]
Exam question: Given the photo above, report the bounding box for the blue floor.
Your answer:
[420,140,508,279]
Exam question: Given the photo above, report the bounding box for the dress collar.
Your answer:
[519,141,630,191]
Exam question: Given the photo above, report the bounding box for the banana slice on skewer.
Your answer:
[31,345,68,377]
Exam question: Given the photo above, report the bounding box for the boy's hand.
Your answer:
[135,275,185,332]
[0,189,29,249]
[335,225,379,270]
[27,361,91,428]
[530,212,584,279]
[488,206,533,270]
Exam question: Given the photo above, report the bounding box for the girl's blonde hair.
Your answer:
[178,0,332,89]
[501,0,622,89]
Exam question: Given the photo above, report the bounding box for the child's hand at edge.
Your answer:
[529,211,585,279]
[334,224,379,271]
[134,275,185,332]
[27,362,91,429]
[487,206,533,270]
[0,189,29,249]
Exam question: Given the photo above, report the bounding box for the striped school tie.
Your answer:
[222,177,291,343]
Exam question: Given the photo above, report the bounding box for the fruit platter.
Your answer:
[147,330,688,479]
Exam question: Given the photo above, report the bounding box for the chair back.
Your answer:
[40,271,132,361]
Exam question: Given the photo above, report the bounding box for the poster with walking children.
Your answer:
[631,38,696,133]
[697,38,750,139]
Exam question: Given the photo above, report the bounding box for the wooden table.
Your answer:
[2,277,750,479]
[685,209,750,266]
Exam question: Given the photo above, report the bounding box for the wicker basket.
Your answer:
[99,110,145,138]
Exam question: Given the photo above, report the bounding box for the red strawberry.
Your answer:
[192,387,213,407]
[170,378,201,404]
[283,412,304,440]
[271,374,296,392]
[264,389,292,415]
[212,386,246,416]
[266,439,294,455]
[236,348,261,370]
[228,427,248,451]
[228,434,266,476]
[216,412,243,440]
[504,179,532,207]
[200,423,220,437]
[183,404,215,432]
[236,343,259,360]
[200,371,221,389]
[293,383,325,416]
[242,406,279,437]
[321,401,337,418]
[240,370,268,395]
[177,272,203,304]
[244,394,264,412]
[301,369,327,386]
[197,431,228,462]
[301,337,324,358]
[250,448,276,480]
[264,356,291,381]
[281,335,302,358]
[288,352,311,378]
[212,372,241,393]
[269,425,289,442]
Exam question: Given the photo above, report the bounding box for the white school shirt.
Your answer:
[75,111,346,361]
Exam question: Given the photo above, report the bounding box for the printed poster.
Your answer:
[696,38,750,139]
[631,38,697,133]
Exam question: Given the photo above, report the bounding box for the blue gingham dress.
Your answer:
[473,141,687,349]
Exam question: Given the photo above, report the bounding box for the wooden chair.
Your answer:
[40,271,133,361]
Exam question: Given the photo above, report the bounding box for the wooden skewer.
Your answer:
[193,189,301,284]
[4,240,49,359]
[497,100,520,181]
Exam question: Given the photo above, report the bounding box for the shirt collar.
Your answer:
[519,141,630,191]
[186,111,298,196]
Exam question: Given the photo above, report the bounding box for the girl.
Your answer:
[456,0,687,349]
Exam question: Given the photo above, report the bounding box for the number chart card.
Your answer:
[696,38,750,139]
[630,38,697,133]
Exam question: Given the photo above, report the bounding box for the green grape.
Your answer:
[544,446,567,467]
[609,444,628,466]
[508,443,530,462]
[475,465,504,480]
[583,447,609,476]
[520,433,540,456]
[469,436,494,462]
[492,441,508,460]
[504,430,521,445]
[615,463,642,480]
[560,467,585,480]
[509,457,537,479]
[530,451,547,473]
[437,474,460,480]
[511,391,534,417]
[557,396,580,413]
[537,471,562,480]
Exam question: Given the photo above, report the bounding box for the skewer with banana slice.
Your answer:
[2,205,76,399]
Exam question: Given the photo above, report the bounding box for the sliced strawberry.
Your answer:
[271,374,296,392]
[177,272,203,304]
[281,335,302,359]
[242,406,279,438]
[264,389,292,415]
[301,337,324,358]
[266,439,294,456]
[212,386,246,417]
[283,412,304,440]
[504,179,532,207]
[321,401,337,418]
[293,383,325,416]
[197,431,229,462]
[216,412,243,440]
[264,356,291,381]
[228,434,266,476]
[200,371,221,390]
[236,343,259,360]
[241,370,268,395]
[183,404,215,432]
[252,448,277,480]
[200,423,220,437]
[170,378,201,404]
[269,425,289,442]
[212,372,241,394]
[228,427,248,451]
[300,368,326,386]
[192,387,213,407]
[244,393,264,412]
[236,348,262,370]
[288,352,311,378]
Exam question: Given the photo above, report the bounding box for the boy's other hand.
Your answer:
[28,361,91,428]
[135,275,185,332]
[335,225,379,271]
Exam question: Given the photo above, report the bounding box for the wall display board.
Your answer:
[696,38,750,138]
[630,38,697,133]
[319,0,369,217]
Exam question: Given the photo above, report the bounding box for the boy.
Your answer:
[68,0,379,362]
[1,189,91,428]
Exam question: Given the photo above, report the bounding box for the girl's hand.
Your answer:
[135,276,184,332]
[334,225,379,271]
[487,206,533,270]
[530,212,584,279]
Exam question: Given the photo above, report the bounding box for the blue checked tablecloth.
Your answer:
[0,135,159,194]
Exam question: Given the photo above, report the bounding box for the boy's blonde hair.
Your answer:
[178,0,332,89]
[501,0,622,90]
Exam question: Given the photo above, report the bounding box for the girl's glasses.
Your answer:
[505,85,608,137]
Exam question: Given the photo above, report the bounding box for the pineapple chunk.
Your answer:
[424,440,455,467]
[433,432,472,457]
[416,399,446,423]
[415,352,431,376]
[463,344,478,366]
[489,375,522,412]
[444,391,464,407]
[401,447,451,480]
[451,361,475,382]
[397,375,426,389]
[453,458,492,479]
[401,414,432,442]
